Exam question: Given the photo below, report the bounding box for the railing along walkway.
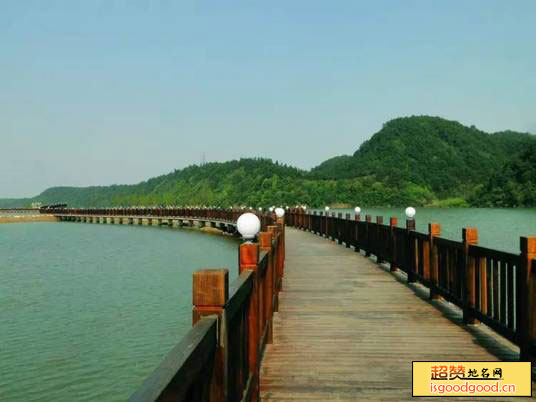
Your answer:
[260,227,536,401]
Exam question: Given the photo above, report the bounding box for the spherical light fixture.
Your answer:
[405,206,416,219]
[275,207,285,218]
[325,206,330,211]
[354,206,361,214]
[237,213,261,240]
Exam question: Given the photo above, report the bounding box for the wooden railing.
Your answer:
[125,214,285,401]
[287,208,536,363]
[47,207,275,232]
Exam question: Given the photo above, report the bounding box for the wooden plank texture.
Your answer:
[260,228,535,401]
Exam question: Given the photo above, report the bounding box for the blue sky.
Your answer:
[1,1,535,197]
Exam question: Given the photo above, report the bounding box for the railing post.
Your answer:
[354,214,360,253]
[329,212,334,240]
[345,213,351,248]
[428,223,441,300]
[519,237,536,363]
[365,215,372,257]
[268,225,282,293]
[462,228,478,325]
[267,226,280,311]
[376,216,383,263]
[389,217,398,272]
[406,219,417,283]
[259,232,274,345]
[239,242,261,402]
[277,217,285,269]
[334,212,341,244]
[193,269,229,402]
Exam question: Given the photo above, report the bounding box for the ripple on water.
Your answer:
[0,222,238,401]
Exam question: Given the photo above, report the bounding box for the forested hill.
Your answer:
[1,116,534,208]
[311,116,535,198]
[469,143,536,207]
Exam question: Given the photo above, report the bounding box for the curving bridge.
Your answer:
[50,207,536,401]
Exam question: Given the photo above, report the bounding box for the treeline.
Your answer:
[469,143,536,207]
[2,116,535,208]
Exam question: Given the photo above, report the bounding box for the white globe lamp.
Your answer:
[237,213,261,240]
[354,206,361,214]
[405,206,416,219]
[325,206,330,211]
[275,207,285,218]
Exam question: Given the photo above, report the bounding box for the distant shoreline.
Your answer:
[0,215,59,224]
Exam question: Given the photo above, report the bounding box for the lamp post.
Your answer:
[237,212,261,242]
[354,206,361,221]
[405,206,416,226]
[405,206,416,283]
[324,206,330,238]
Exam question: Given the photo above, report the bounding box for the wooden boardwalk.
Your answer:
[260,227,535,401]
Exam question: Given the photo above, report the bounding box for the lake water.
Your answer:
[2,208,536,401]
[323,207,536,254]
[0,222,238,402]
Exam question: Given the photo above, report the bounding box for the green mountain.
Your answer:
[312,116,535,198]
[2,116,534,208]
[469,143,536,207]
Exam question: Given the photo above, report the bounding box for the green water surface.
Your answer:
[0,222,238,401]
[2,208,536,401]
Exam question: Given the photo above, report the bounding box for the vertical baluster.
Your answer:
[390,217,398,272]
[456,248,462,298]
[486,257,492,317]
[479,255,488,316]
[445,247,451,294]
[506,262,514,331]
[462,228,478,325]
[500,261,507,326]
[429,223,441,300]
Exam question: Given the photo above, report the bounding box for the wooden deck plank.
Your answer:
[260,228,535,401]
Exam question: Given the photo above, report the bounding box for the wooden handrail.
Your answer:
[125,213,284,402]
[287,208,536,364]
